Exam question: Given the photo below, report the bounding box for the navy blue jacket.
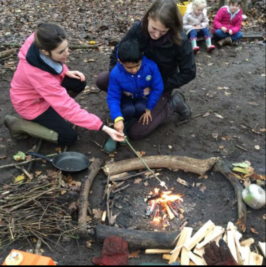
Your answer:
[107,55,164,121]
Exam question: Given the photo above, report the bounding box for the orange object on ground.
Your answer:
[2,250,56,265]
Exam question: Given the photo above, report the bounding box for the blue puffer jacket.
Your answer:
[107,55,164,121]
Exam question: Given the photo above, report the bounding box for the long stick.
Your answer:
[124,137,167,189]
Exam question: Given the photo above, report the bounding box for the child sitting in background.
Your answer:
[105,39,164,153]
[183,0,215,54]
[212,0,243,46]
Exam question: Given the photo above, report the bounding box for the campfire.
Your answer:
[145,188,183,223]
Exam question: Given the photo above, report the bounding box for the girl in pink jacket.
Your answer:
[212,0,243,46]
[4,23,124,146]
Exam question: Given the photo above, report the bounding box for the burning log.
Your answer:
[77,158,103,238]
[96,224,180,249]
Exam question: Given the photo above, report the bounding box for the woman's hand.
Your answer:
[102,125,125,142]
[143,87,151,96]
[139,109,152,125]
[114,120,124,133]
[221,27,227,33]
[228,29,233,35]
[66,71,85,81]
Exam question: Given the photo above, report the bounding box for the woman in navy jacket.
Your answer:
[96,0,196,140]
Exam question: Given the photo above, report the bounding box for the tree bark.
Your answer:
[103,155,219,177]
[96,224,179,249]
[77,158,103,238]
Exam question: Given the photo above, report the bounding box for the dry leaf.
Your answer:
[214,113,224,119]
[263,214,266,220]
[236,213,246,232]
[92,209,103,220]
[221,135,231,141]
[250,228,259,235]
[55,147,61,153]
[0,155,7,160]
[134,178,142,184]
[207,63,214,66]
[254,145,260,150]
[35,171,42,176]
[168,145,172,149]
[144,181,149,187]
[212,132,218,140]
[196,183,206,193]
[129,250,140,259]
[202,111,211,117]
[179,214,184,220]
[86,216,92,222]
[61,190,67,195]
[86,241,92,248]
[14,174,25,184]
[260,128,266,132]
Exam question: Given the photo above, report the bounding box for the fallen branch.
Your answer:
[213,159,247,227]
[103,155,218,176]
[77,158,103,238]
[0,49,16,58]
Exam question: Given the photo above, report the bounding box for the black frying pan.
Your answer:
[26,151,90,172]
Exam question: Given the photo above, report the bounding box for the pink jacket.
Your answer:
[212,6,243,34]
[10,33,103,131]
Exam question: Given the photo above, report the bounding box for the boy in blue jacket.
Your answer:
[104,39,164,153]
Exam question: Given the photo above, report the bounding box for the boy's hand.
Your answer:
[139,109,152,125]
[143,87,151,96]
[114,120,124,133]
[122,91,133,97]
[66,71,85,81]
[221,27,227,33]
[228,29,233,35]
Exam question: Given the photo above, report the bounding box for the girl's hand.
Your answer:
[114,120,124,133]
[66,71,85,81]
[221,27,227,33]
[102,125,125,142]
[228,29,233,35]
[139,109,152,125]
[143,87,151,96]
[194,25,200,29]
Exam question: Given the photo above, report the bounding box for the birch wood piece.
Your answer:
[181,229,193,265]
[226,222,238,263]
[193,247,205,257]
[77,158,103,238]
[103,155,218,176]
[249,252,263,265]
[242,245,251,265]
[240,238,255,247]
[169,227,193,264]
[258,242,266,258]
[196,228,225,249]
[184,220,215,251]
[96,224,179,249]
[145,249,172,254]
[110,172,131,181]
[188,251,207,265]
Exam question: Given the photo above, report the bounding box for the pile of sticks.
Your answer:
[145,220,265,265]
[0,177,77,249]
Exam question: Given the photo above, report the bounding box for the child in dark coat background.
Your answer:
[105,39,164,153]
[212,0,243,46]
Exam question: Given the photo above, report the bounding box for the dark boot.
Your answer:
[168,90,191,121]
[217,37,232,47]
[4,115,58,143]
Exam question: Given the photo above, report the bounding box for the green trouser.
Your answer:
[4,115,58,143]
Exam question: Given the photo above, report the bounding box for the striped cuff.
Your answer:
[114,116,124,123]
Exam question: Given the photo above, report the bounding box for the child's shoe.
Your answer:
[207,45,215,53]
[191,39,200,54]
[104,137,117,154]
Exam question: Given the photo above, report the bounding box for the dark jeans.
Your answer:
[189,28,211,40]
[96,71,173,140]
[121,96,147,120]
[32,77,86,146]
[214,29,242,42]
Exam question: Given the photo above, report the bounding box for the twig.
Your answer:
[35,238,42,255]
[110,171,148,182]
[112,184,130,194]
[27,139,43,173]
[176,111,211,126]
[15,165,33,180]
[235,145,248,152]
[0,153,57,169]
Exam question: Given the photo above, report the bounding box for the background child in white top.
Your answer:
[183,0,215,54]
